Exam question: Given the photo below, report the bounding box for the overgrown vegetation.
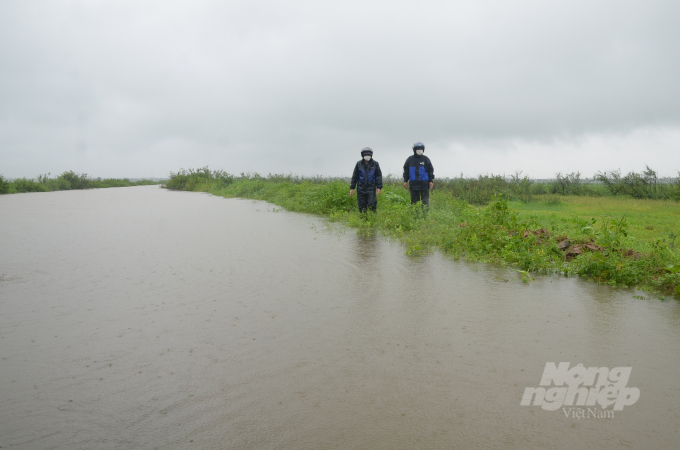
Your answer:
[0,171,161,194]
[418,167,680,205]
[595,166,680,200]
[435,172,536,204]
[163,167,680,298]
[0,175,12,194]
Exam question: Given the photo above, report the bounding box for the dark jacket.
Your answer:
[350,159,383,192]
[403,154,434,190]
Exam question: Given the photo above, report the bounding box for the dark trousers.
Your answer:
[410,189,430,209]
[357,189,377,212]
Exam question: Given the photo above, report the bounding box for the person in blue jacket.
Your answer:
[350,147,383,212]
[403,141,434,209]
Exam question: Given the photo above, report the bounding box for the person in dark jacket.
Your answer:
[403,141,434,209]
[350,147,383,212]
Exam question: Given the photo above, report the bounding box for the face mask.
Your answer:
[416,149,423,156]
[363,155,371,161]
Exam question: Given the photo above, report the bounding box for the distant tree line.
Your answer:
[0,171,160,194]
[435,166,680,204]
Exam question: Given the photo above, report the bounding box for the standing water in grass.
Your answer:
[1,185,680,449]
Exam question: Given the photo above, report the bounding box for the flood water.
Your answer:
[1,185,680,449]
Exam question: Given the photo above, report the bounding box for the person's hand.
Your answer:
[377,189,381,195]
[349,189,354,196]
[403,182,408,189]
[429,182,434,190]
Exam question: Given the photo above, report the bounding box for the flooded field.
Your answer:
[1,185,680,449]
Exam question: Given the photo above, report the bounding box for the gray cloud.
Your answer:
[1,0,679,178]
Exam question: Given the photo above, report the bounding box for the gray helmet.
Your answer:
[412,142,425,153]
[361,147,373,157]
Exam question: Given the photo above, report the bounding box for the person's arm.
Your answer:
[427,157,435,189]
[350,162,358,195]
[403,157,409,189]
[375,162,383,194]
[350,163,359,189]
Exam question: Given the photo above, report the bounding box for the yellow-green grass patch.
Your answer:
[512,195,680,244]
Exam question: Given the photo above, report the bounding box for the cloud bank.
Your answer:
[1,0,679,178]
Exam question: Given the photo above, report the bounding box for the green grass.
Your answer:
[163,168,680,299]
[514,195,680,245]
[0,171,162,194]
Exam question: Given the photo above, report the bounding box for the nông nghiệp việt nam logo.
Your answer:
[521,362,640,416]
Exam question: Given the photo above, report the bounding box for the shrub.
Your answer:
[13,178,49,193]
[0,175,10,194]
[58,171,90,190]
[595,166,680,200]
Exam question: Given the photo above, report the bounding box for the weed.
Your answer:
[517,270,534,283]
[595,214,629,250]
[545,195,563,206]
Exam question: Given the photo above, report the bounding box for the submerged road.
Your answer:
[1,185,679,449]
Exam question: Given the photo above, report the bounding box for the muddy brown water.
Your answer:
[1,185,680,449]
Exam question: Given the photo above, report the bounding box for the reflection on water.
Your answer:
[1,186,680,449]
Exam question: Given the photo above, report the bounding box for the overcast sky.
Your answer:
[1,0,679,179]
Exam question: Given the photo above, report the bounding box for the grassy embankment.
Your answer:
[164,168,680,298]
[0,171,161,194]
